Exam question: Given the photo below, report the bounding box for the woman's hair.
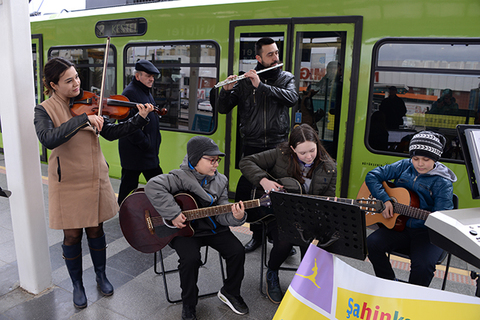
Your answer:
[281,124,333,184]
[43,57,75,96]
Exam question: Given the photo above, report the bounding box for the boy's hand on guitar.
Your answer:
[382,201,394,219]
[232,201,245,220]
[172,213,187,229]
[260,178,283,193]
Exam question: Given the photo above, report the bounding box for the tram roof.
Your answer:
[30,0,267,22]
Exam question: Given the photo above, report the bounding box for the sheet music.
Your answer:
[465,129,480,196]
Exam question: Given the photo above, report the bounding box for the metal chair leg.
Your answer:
[260,221,267,297]
[441,253,452,290]
[154,246,225,304]
[259,220,298,297]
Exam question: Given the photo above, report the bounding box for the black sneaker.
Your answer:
[244,237,262,253]
[289,247,297,256]
[266,268,283,304]
[217,287,249,315]
[181,304,197,320]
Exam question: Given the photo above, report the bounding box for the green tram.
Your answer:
[29,0,480,208]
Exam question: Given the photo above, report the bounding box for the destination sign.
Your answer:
[95,18,147,38]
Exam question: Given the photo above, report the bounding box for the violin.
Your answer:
[73,37,167,122]
[70,90,167,120]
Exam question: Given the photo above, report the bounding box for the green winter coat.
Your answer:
[239,147,336,196]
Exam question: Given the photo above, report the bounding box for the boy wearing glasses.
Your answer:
[145,136,248,320]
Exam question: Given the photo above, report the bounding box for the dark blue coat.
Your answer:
[365,158,457,228]
[118,77,162,170]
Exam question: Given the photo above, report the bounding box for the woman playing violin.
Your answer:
[34,57,154,309]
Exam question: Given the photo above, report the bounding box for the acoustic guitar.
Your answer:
[247,177,384,223]
[246,177,302,223]
[357,181,430,231]
[119,189,272,253]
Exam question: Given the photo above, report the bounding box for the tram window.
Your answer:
[124,41,219,133]
[377,43,480,71]
[49,45,117,97]
[295,32,345,160]
[32,44,40,104]
[368,40,480,162]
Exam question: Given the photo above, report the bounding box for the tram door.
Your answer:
[31,34,47,162]
[234,32,286,168]
[227,19,361,196]
[294,31,346,160]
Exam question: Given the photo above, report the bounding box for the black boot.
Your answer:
[266,268,283,304]
[62,242,87,309]
[181,304,197,320]
[88,234,114,296]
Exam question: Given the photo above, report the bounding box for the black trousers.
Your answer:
[170,230,245,307]
[267,219,307,270]
[367,226,443,286]
[118,166,163,205]
[237,145,276,238]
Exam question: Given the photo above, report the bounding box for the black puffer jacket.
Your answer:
[218,66,298,148]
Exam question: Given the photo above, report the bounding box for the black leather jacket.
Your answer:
[218,70,298,148]
[34,104,149,150]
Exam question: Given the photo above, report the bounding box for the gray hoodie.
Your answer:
[145,155,246,236]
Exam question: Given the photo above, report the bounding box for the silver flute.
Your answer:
[213,63,284,88]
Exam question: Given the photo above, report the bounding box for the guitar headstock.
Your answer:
[354,199,385,213]
[259,193,272,207]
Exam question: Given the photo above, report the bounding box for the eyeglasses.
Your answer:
[202,157,221,165]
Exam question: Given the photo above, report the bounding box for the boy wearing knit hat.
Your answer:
[145,136,249,320]
[365,131,457,287]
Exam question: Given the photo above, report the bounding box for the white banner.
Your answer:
[274,244,480,320]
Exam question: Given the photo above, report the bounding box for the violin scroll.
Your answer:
[156,107,168,116]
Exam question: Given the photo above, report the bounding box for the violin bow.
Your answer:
[97,36,111,117]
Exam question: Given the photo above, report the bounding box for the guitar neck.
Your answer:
[312,195,357,205]
[393,202,430,220]
[184,199,260,221]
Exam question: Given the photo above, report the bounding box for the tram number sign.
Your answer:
[95,18,147,38]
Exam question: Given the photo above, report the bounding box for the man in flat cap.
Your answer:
[117,59,164,205]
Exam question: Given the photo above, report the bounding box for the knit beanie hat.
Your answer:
[409,131,446,162]
[187,136,225,167]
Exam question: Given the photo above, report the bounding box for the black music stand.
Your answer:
[270,191,367,260]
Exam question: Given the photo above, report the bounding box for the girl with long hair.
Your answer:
[239,124,337,304]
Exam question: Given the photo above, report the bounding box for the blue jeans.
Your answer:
[367,226,444,287]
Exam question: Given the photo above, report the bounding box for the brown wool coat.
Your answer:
[41,95,118,229]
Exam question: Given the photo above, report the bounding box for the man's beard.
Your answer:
[262,60,279,68]
[256,60,282,80]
